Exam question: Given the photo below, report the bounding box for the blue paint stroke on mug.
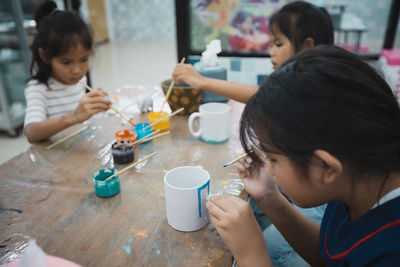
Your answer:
[197,179,210,218]
[200,137,229,144]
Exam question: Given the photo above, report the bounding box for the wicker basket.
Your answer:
[161,79,202,115]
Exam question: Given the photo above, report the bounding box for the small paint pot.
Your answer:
[148,111,169,131]
[134,122,153,143]
[92,168,120,197]
[111,141,134,164]
[115,129,137,143]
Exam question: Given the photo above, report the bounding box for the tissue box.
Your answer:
[194,61,229,103]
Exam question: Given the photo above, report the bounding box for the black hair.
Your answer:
[29,0,93,85]
[240,45,400,183]
[269,1,334,51]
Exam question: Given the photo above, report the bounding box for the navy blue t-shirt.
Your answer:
[320,197,400,266]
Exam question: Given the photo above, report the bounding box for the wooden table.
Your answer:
[0,85,245,266]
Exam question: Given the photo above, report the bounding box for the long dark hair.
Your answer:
[29,0,93,85]
[269,1,334,51]
[240,45,400,182]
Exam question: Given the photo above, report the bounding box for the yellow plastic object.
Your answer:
[148,111,169,131]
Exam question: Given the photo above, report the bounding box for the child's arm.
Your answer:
[207,195,272,267]
[25,90,111,143]
[172,64,258,104]
[239,156,325,266]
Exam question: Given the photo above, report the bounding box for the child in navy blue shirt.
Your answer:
[207,45,400,266]
[176,3,334,265]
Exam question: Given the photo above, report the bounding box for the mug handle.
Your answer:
[188,112,202,137]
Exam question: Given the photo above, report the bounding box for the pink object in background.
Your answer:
[381,49,400,66]
[8,256,82,267]
[336,43,369,53]
[7,240,81,267]
[380,49,400,103]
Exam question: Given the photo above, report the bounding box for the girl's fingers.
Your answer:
[210,195,243,215]
[244,156,253,165]
[206,198,225,222]
[216,194,245,207]
[88,103,111,110]
[86,96,112,105]
[86,92,112,103]
[236,164,245,174]
[96,87,108,96]
[90,108,106,115]
[208,212,220,225]
[91,108,109,115]
[252,147,268,161]
[86,90,105,97]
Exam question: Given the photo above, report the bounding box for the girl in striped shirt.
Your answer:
[24,0,111,143]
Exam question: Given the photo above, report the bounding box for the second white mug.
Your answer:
[188,102,230,143]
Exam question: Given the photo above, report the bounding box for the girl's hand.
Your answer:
[172,63,205,89]
[206,195,271,266]
[237,151,280,202]
[96,87,108,96]
[73,90,111,123]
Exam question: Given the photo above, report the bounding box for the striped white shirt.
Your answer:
[24,76,86,129]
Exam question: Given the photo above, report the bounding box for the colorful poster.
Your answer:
[190,0,286,53]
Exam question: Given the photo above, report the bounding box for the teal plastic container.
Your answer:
[92,168,120,197]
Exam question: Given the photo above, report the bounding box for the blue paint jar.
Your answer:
[134,123,153,144]
[92,168,120,197]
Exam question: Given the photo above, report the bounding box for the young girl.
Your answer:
[176,2,333,266]
[207,45,400,266]
[172,1,333,103]
[24,1,111,143]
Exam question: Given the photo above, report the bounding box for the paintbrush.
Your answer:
[223,153,248,168]
[160,57,186,112]
[80,82,136,127]
[104,152,157,181]
[140,131,170,143]
[128,129,161,147]
[142,107,184,130]
[46,126,88,149]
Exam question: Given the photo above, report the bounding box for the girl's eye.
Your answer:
[61,60,71,65]
[265,153,277,163]
[81,57,89,63]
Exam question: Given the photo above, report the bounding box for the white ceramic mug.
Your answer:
[188,102,230,143]
[164,166,210,232]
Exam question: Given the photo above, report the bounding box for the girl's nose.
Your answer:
[269,46,276,57]
[72,65,82,75]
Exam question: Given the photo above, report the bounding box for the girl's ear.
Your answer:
[38,48,50,64]
[312,149,343,185]
[302,37,315,49]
